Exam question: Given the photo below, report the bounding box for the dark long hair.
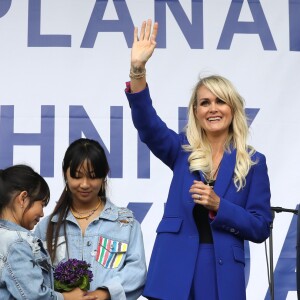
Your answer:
[46,138,110,261]
[0,164,50,222]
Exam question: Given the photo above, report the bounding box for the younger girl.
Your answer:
[0,164,97,300]
[35,138,147,300]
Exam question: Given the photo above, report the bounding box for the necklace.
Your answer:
[204,160,222,186]
[70,200,102,220]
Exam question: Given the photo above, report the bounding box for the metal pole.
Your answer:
[269,213,274,300]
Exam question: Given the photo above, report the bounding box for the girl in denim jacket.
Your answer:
[0,164,97,300]
[35,138,147,300]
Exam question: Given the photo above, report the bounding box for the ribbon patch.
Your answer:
[96,236,128,269]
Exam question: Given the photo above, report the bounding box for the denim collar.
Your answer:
[50,198,130,223]
[0,219,30,233]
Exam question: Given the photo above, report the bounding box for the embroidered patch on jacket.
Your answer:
[96,236,128,268]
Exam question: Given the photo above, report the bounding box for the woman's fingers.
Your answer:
[133,26,138,42]
[137,19,157,42]
[151,21,158,42]
[139,20,147,40]
[144,19,152,40]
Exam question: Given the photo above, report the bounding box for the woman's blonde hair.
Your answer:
[183,75,256,191]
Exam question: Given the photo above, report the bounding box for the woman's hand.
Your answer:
[88,288,110,300]
[129,19,158,92]
[131,19,158,69]
[62,287,98,300]
[189,180,220,212]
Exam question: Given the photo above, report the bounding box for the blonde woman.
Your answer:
[125,20,272,300]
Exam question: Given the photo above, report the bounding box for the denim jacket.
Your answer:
[35,199,147,300]
[0,220,63,300]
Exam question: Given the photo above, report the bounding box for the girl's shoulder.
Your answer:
[0,222,31,242]
[0,227,20,249]
[105,199,135,224]
[0,227,39,255]
[117,207,135,225]
[34,215,52,240]
[109,200,134,216]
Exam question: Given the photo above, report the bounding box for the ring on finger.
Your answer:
[198,194,201,200]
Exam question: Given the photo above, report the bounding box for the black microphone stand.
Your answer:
[269,206,298,300]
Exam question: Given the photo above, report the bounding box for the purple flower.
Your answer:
[54,259,93,292]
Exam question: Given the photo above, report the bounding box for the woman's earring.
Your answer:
[65,181,68,192]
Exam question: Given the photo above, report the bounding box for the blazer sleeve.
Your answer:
[125,85,182,169]
[211,153,272,243]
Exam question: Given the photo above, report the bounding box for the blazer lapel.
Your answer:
[213,148,236,197]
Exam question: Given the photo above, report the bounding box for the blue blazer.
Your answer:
[126,86,272,300]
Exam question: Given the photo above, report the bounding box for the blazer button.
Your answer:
[230,228,235,233]
[218,259,223,265]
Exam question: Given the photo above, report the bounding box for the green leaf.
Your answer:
[78,275,90,291]
[54,280,74,292]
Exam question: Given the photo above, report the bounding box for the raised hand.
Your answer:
[129,19,158,93]
[131,19,158,69]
